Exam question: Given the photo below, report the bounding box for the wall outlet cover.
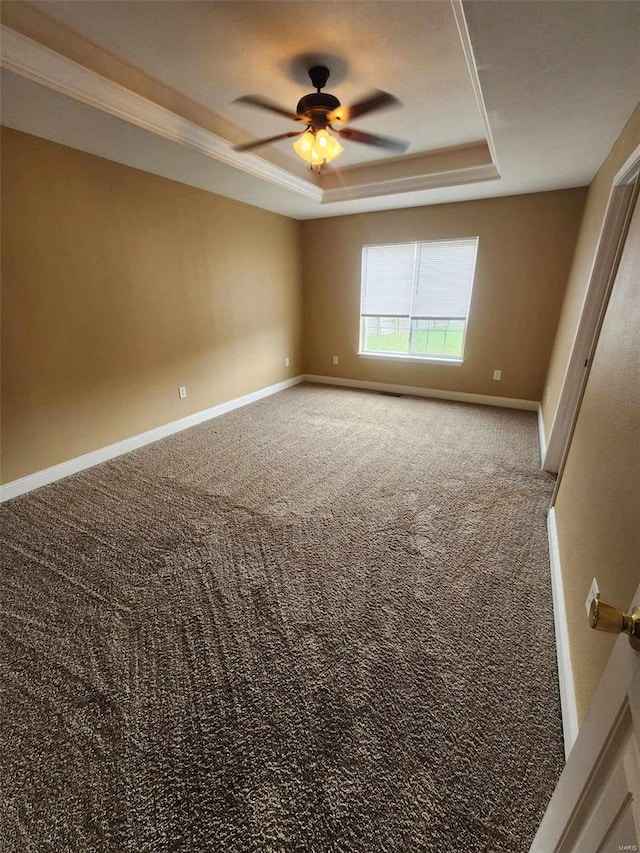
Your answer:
[285,357,290,367]
[493,370,502,381]
[178,386,187,399]
[333,356,339,365]
[585,577,600,617]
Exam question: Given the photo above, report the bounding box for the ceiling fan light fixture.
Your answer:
[293,132,314,157]
[325,135,344,163]
[293,128,344,171]
[234,66,406,164]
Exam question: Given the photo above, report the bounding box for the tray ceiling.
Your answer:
[25,0,489,168]
[1,1,638,219]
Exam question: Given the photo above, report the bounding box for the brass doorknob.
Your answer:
[589,595,640,651]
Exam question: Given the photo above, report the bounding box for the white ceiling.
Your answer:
[1,1,639,219]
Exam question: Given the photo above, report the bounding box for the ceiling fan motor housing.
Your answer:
[296,92,341,130]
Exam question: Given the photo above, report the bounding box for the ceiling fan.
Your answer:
[233,66,409,172]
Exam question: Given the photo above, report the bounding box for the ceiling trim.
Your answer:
[322,162,499,204]
[0,26,323,202]
[320,140,499,202]
[451,0,499,171]
[0,10,504,210]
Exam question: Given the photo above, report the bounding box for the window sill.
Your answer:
[358,352,464,366]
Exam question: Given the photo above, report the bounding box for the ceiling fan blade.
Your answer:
[233,130,306,152]
[337,127,409,153]
[329,90,400,124]
[234,95,305,123]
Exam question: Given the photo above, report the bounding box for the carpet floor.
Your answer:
[1,384,563,852]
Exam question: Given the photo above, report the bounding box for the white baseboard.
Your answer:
[303,374,539,411]
[0,375,304,502]
[0,373,538,501]
[547,507,580,757]
[537,403,547,465]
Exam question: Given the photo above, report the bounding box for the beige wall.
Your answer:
[301,190,586,402]
[1,128,302,483]
[549,107,640,724]
[541,102,640,436]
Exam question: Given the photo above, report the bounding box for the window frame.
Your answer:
[357,238,479,365]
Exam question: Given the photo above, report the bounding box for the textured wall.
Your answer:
[301,190,586,402]
[1,128,302,483]
[554,189,640,725]
[541,102,640,437]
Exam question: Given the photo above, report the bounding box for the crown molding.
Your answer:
[0,26,323,202]
[322,162,499,204]
[320,139,499,203]
[321,140,493,188]
[450,0,499,171]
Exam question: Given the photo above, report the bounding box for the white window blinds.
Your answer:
[361,238,478,319]
[360,243,416,317]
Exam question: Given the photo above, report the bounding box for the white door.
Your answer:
[531,582,640,852]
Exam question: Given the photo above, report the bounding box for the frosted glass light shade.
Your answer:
[293,132,315,161]
[293,129,344,169]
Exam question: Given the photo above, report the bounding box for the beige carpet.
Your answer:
[1,384,563,852]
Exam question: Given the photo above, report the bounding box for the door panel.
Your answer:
[603,803,637,853]
[531,593,640,852]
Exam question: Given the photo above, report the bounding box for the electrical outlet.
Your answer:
[178,386,187,399]
[285,356,290,367]
[585,577,600,617]
[493,370,502,381]
[545,386,552,402]
[333,355,339,365]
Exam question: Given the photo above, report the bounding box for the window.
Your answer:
[359,238,479,362]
